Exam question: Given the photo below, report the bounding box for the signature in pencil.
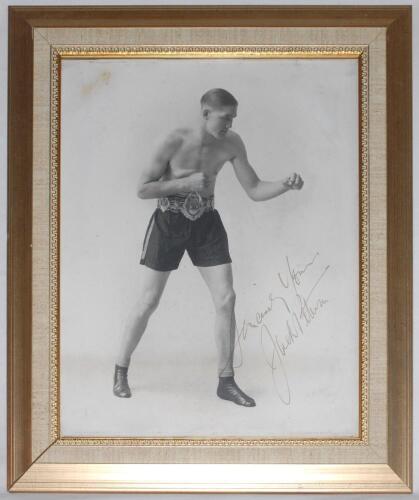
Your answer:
[225,252,330,405]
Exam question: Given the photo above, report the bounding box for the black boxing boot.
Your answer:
[217,376,256,407]
[113,364,131,398]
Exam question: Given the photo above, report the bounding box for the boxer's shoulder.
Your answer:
[225,130,246,153]
[158,128,188,154]
[165,127,189,143]
[167,127,197,146]
[225,129,242,142]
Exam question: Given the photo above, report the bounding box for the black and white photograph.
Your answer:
[60,56,359,438]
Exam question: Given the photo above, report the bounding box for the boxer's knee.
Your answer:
[214,288,236,313]
[138,290,161,316]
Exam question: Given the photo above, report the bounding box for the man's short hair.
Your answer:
[200,88,238,108]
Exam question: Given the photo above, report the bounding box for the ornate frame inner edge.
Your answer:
[49,45,369,447]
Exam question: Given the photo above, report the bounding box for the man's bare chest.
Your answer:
[169,141,232,176]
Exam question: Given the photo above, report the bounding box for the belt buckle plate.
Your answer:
[181,191,205,221]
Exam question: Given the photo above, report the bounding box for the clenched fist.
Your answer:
[184,172,210,192]
[285,172,304,190]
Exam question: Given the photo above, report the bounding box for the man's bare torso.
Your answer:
[160,128,239,197]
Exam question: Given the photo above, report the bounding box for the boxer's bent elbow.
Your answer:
[137,184,151,199]
[247,184,262,202]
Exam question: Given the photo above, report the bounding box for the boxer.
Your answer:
[114,88,304,407]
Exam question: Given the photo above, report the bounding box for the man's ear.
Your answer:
[202,108,210,119]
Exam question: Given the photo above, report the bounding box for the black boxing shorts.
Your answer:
[139,208,232,272]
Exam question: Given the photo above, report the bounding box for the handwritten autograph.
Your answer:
[223,252,330,405]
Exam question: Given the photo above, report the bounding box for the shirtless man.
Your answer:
[113,88,304,407]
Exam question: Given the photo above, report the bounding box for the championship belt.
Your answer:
[157,192,214,221]
[181,192,205,220]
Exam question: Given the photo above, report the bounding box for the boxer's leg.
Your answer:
[197,263,236,377]
[114,267,171,397]
[117,267,171,367]
[198,263,255,407]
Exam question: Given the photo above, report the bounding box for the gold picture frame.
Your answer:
[8,5,412,493]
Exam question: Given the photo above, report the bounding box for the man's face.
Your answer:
[203,104,237,139]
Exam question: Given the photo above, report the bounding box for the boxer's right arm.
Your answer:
[137,131,203,199]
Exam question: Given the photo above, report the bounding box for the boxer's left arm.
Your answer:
[230,134,303,201]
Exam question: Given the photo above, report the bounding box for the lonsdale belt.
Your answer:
[157,192,215,221]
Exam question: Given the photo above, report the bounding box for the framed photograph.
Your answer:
[7,5,412,493]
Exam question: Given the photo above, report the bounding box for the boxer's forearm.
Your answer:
[137,178,188,199]
[249,179,290,201]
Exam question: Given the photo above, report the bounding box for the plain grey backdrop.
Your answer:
[60,57,359,437]
[0,0,417,498]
